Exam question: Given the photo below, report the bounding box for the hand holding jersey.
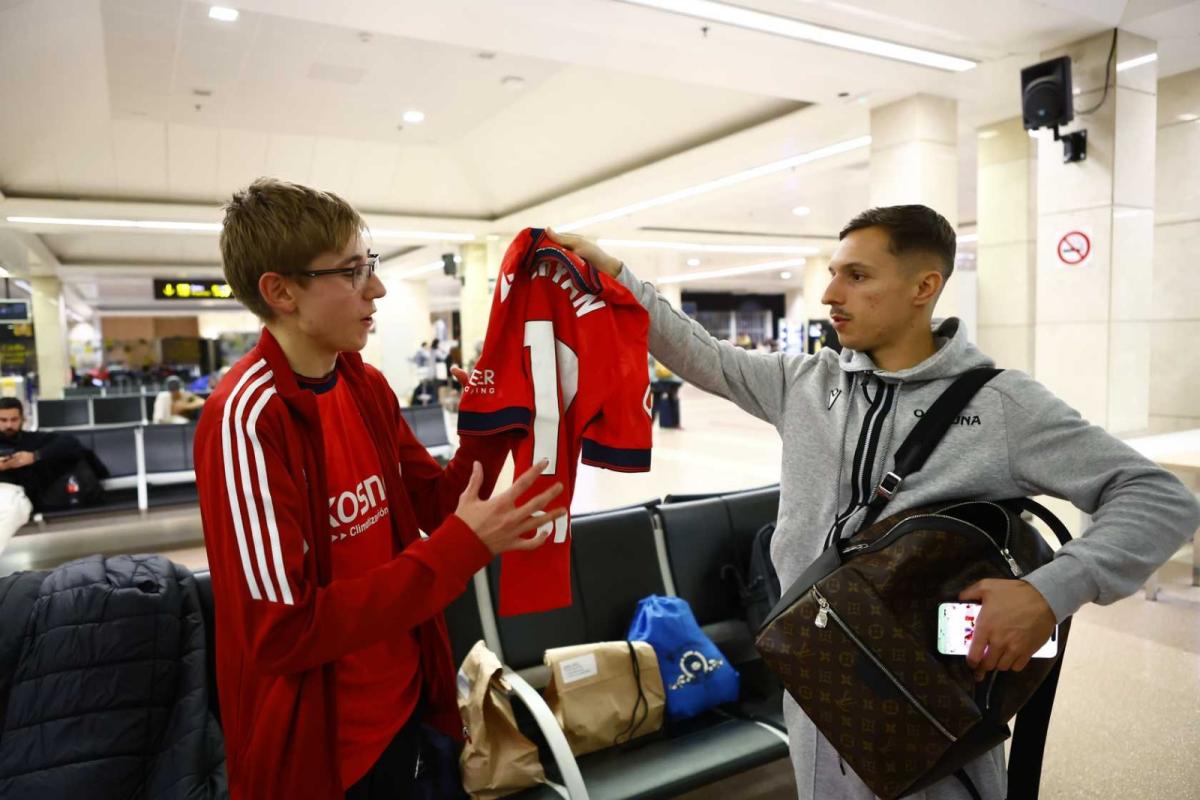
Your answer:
[455,458,565,556]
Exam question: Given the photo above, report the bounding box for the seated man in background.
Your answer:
[0,398,103,527]
[152,375,205,423]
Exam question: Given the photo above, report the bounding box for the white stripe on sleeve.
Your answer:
[247,386,293,605]
[234,370,278,602]
[221,359,267,600]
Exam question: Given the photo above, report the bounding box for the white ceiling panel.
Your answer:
[308,137,359,199]
[112,118,169,196]
[261,133,316,185]
[166,122,220,199]
[216,128,270,193]
[43,232,220,263]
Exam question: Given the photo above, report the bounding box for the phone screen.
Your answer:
[936,602,1057,658]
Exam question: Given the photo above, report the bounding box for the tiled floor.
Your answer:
[3,384,1196,799]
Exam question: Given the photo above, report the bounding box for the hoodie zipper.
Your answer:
[841,502,1024,577]
[827,375,896,546]
[811,585,957,743]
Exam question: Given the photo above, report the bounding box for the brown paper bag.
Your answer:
[543,641,665,757]
[458,641,546,799]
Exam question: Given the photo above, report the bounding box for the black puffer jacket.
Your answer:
[0,555,227,798]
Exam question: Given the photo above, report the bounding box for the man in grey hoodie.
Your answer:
[546,205,1199,800]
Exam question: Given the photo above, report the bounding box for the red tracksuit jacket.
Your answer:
[195,328,497,799]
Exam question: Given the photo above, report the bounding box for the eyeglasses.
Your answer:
[300,252,379,289]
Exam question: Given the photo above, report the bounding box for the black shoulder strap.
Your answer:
[1006,619,1070,799]
[859,367,1002,530]
[1012,497,1073,546]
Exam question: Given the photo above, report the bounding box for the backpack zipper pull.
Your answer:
[1001,548,1023,576]
[815,595,830,629]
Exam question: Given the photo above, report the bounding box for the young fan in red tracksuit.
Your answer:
[194,178,565,800]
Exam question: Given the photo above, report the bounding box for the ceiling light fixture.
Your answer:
[394,260,445,279]
[1115,53,1156,72]
[371,228,475,242]
[558,135,871,232]
[686,258,701,267]
[5,216,475,242]
[208,6,239,22]
[597,239,818,255]
[780,271,793,279]
[978,129,999,140]
[6,215,221,232]
[956,233,978,244]
[791,205,811,217]
[402,109,426,124]
[659,257,807,284]
[619,0,976,72]
[1179,113,1199,123]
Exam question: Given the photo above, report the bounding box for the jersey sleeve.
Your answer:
[580,289,653,473]
[457,235,537,437]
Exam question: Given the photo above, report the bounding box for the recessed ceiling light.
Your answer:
[978,129,998,140]
[501,76,526,91]
[659,257,807,284]
[686,258,701,267]
[1179,113,1199,123]
[780,271,793,279]
[619,0,976,71]
[208,6,238,22]
[558,135,870,232]
[402,110,426,124]
[791,206,811,217]
[1115,53,1156,73]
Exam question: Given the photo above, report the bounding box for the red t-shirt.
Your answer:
[458,228,652,616]
[303,372,422,788]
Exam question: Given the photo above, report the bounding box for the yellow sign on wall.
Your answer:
[154,280,235,300]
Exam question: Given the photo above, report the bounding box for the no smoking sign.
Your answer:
[1056,230,1092,267]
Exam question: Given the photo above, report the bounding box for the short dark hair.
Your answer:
[0,397,24,416]
[839,205,956,281]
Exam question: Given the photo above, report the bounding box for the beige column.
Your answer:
[976,118,1038,372]
[870,94,966,323]
[1034,30,1157,433]
[459,241,499,360]
[1147,68,1200,433]
[30,277,68,400]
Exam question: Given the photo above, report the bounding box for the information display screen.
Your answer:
[0,300,30,323]
[153,280,235,300]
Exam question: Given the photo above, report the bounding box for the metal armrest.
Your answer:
[502,668,589,800]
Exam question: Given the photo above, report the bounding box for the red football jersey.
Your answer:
[458,228,652,616]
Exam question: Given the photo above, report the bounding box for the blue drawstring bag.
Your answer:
[627,595,740,720]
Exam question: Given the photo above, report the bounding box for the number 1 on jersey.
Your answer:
[524,320,579,543]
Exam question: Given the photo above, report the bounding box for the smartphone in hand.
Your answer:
[936,602,1058,658]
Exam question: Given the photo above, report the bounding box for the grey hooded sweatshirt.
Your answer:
[616,263,1200,800]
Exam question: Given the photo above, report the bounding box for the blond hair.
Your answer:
[220,178,366,320]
